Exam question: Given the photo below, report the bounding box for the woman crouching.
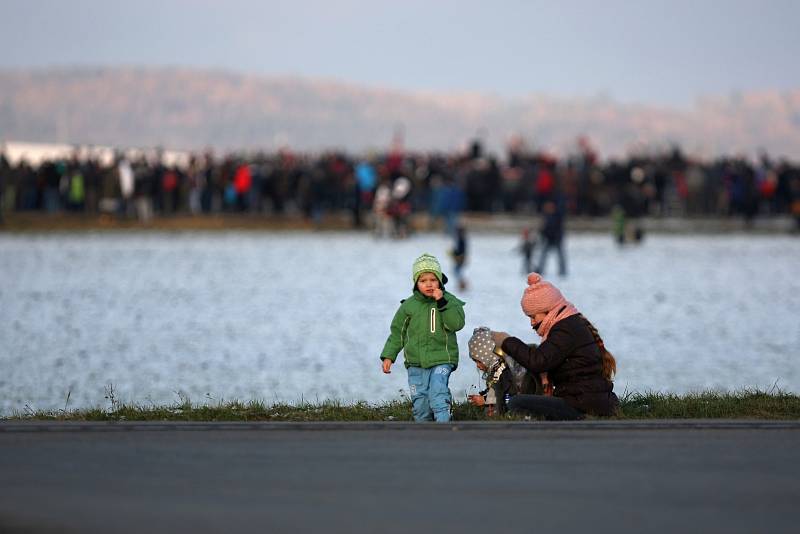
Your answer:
[491,273,619,420]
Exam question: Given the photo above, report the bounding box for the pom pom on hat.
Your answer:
[520,272,565,316]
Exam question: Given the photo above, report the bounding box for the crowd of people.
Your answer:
[1,138,799,230]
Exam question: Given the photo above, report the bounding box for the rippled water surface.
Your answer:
[1,231,799,414]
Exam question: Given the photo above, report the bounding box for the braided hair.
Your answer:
[579,314,617,381]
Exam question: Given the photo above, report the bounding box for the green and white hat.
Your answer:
[412,253,443,284]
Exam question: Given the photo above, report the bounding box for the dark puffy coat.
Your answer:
[501,314,618,416]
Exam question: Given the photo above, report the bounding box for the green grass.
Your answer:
[5,399,474,422]
[617,389,800,419]
[5,389,800,422]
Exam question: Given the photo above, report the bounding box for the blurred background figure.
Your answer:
[186,154,204,215]
[117,155,134,219]
[791,174,800,232]
[536,199,567,277]
[517,227,537,274]
[233,160,252,213]
[0,151,6,224]
[354,158,377,228]
[390,176,413,238]
[372,177,393,238]
[450,225,468,290]
[432,173,465,236]
[612,166,647,245]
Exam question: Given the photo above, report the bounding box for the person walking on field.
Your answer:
[380,253,466,422]
[517,227,537,275]
[450,225,468,290]
[536,199,567,276]
[487,273,619,420]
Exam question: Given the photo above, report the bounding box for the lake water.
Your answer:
[1,231,799,415]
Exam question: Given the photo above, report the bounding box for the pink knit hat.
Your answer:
[521,273,579,339]
[520,272,565,316]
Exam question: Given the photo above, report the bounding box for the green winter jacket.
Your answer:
[380,290,466,369]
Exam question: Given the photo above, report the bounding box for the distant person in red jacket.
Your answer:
[233,162,252,211]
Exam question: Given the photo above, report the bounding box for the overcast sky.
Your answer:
[2,0,799,106]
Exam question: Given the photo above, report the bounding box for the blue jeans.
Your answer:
[407,364,454,422]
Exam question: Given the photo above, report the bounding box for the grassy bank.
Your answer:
[0,212,358,232]
[5,390,800,421]
[2,212,795,234]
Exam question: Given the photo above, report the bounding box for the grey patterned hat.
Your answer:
[468,326,502,370]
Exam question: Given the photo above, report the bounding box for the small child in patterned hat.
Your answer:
[467,326,539,416]
[380,253,466,422]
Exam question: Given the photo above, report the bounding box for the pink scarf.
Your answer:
[536,297,579,340]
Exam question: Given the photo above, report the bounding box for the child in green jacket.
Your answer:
[380,253,466,422]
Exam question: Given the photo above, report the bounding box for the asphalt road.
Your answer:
[1,421,799,534]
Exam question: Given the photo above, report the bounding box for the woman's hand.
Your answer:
[467,394,485,406]
[491,330,510,347]
[381,358,393,374]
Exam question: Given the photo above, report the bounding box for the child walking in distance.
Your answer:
[381,253,466,422]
